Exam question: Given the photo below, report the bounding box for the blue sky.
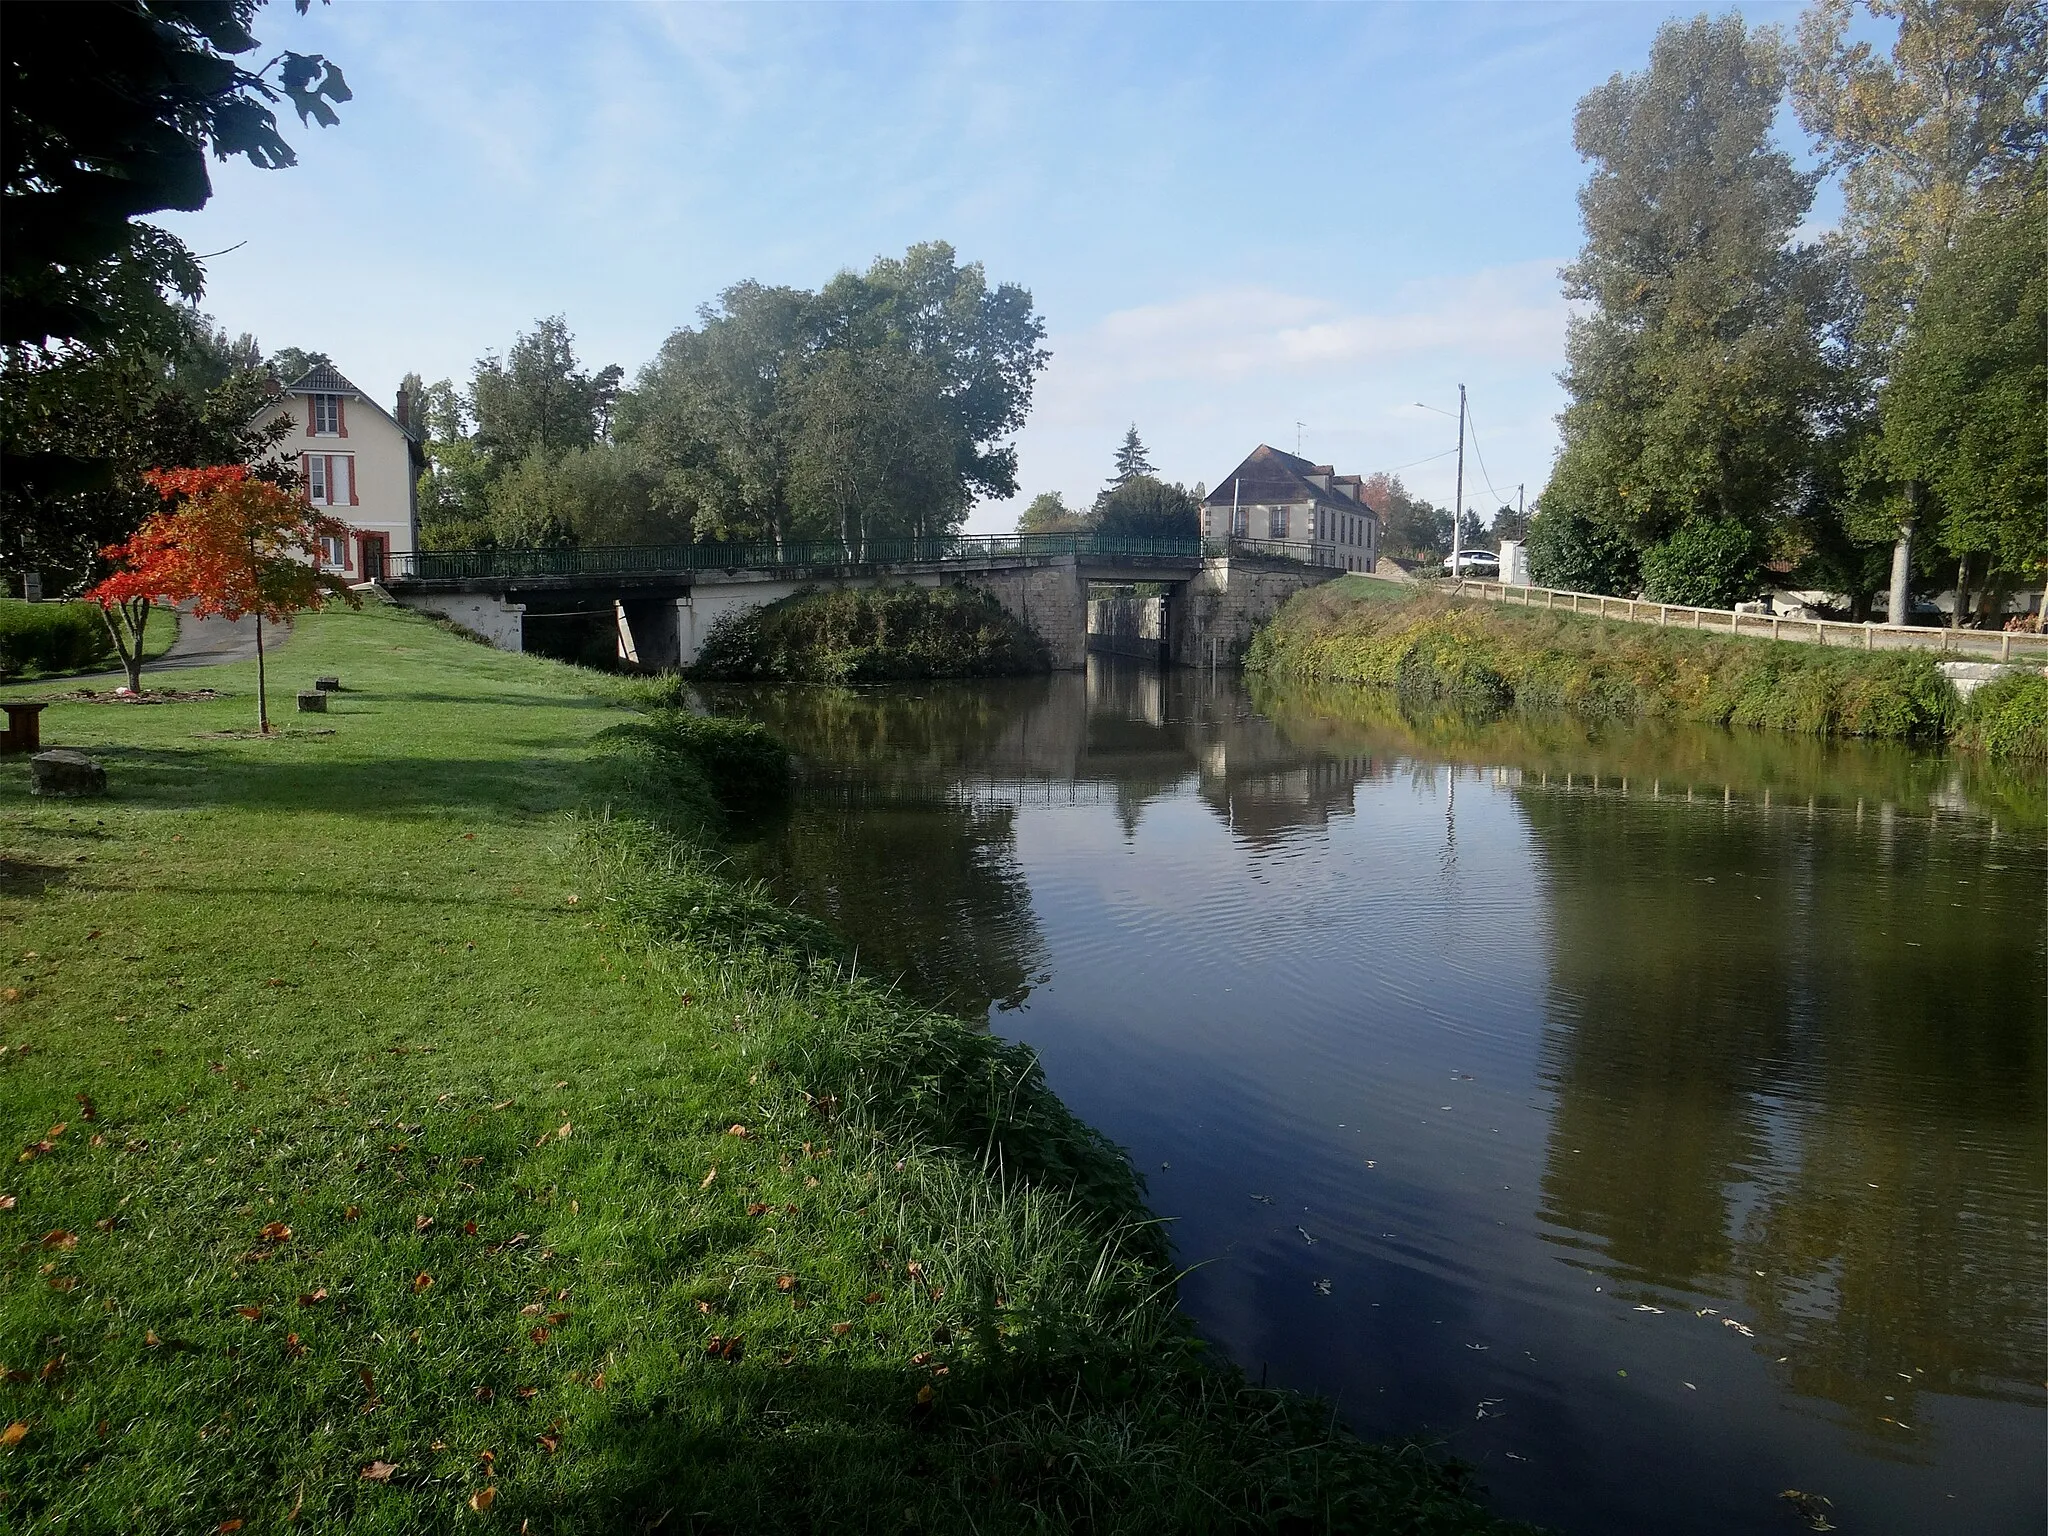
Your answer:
[164,0,1820,532]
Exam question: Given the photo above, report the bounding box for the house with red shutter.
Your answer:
[256,364,425,581]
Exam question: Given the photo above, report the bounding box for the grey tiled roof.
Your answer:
[1203,444,1382,519]
[283,364,362,396]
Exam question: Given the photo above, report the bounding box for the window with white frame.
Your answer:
[1232,505,1248,538]
[305,453,353,507]
[1269,506,1289,539]
[307,453,328,503]
[311,394,340,435]
[320,533,348,568]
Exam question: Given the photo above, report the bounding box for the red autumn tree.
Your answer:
[89,466,357,730]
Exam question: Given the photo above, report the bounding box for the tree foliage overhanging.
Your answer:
[2,0,349,590]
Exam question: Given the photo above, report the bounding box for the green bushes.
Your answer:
[1956,668,2048,760]
[0,599,112,677]
[1525,503,1640,595]
[693,584,1049,681]
[1640,517,1765,607]
[1247,586,1965,745]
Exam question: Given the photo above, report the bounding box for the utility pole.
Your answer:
[1450,383,1466,577]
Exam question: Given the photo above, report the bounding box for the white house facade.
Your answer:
[1201,445,1381,572]
[254,364,424,581]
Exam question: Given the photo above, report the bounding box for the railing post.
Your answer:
[2002,631,2012,660]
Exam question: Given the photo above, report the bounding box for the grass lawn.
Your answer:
[0,603,1521,1534]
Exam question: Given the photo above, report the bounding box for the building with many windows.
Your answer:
[1200,445,1380,571]
[255,364,425,581]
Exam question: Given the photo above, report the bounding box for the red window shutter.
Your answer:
[347,456,358,506]
[300,452,311,503]
[337,397,348,438]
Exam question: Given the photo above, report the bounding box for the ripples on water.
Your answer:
[720,659,2046,1536]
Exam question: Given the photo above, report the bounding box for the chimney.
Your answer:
[395,387,412,433]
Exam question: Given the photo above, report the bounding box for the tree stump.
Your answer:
[29,749,105,797]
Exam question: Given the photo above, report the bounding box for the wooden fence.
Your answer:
[1448,578,2048,663]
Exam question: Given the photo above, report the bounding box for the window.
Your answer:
[1232,505,1248,538]
[305,453,354,506]
[311,394,340,435]
[320,534,348,568]
[1269,506,1289,540]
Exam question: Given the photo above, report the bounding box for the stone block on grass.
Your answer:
[315,676,341,691]
[296,690,328,713]
[30,749,105,798]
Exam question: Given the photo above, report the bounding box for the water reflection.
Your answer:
[721,659,2046,1536]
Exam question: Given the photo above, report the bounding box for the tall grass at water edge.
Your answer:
[1247,582,2044,757]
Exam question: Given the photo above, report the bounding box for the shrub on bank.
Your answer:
[1955,668,2048,760]
[1247,586,1961,744]
[0,598,113,677]
[693,584,1049,681]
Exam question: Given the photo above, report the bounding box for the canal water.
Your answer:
[715,658,2045,1536]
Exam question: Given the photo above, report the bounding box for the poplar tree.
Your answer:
[1547,14,1834,594]
[1792,0,2047,621]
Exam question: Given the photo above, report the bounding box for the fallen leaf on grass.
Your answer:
[462,1221,479,1237]
[259,1222,291,1243]
[0,1196,14,1211]
[217,1520,243,1532]
[530,1328,549,1344]
[864,1292,883,1305]
[285,1333,305,1359]
[746,1203,769,1217]
[699,1167,716,1190]
[704,1335,743,1361]
[915,1385,934,1405]
[343,1205,361,1221]
[555,1122,572,1141]
[832,1322,853,1336]
[538,1433,560,1455]
[235,1306,262,1321]
[776,1276,796,1293]
[94,1217,115,1232]
[359,1461,397,1483]
[298,1290,327,1307]
[41,1230,76,1250]
[412,1272,434,1293]
[76,1095,96,1121]
[2,1422,25,1447]
[46,1276,74,1292]
[727,1124,750,1138]
[468,1488,495,1513]
[415,1214,434,1234]
[547,1312,569,1326]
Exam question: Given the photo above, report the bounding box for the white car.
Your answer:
[1443,550,1500,575]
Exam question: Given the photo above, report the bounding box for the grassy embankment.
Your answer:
[1248,577,2048,759]
[693,585,1049,681]
[0,603,1523,1534]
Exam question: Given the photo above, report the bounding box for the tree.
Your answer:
[1091,475,1198,541]
[1491,502,1532,545]
[1110,425,1155,487]
[471,316,612,465]
[1526,500,1641,595]
[788,348,961,558]
[3,1,348,552]
[1640,517,1767,606]
[1362,472,1451,562]
[93,465,354,728]
[267,346,334,384]
[2,309,299,590]
[1879,187,2048,623]
[1548,14,1834,596]
[1791,0,2048,619]
[1457,509,1489,552]
[1017,492,1086,535]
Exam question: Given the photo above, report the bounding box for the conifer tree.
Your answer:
[1110,425,1154,486]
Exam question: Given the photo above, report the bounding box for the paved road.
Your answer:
[155,608,289,671]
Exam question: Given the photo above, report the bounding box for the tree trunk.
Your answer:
[1951,553,1970,630]
[255,612,270,734]
[1886,482,1922,625]
[123,601,147,692]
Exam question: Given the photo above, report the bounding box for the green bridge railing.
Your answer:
[388,531,1215,582]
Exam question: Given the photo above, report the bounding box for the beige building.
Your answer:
[1201,445,1380,572]
[255,364,424,581]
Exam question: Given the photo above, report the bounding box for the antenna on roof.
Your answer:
[1295,421,1305,454]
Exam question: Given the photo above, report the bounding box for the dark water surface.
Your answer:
[718,660,2046,1536]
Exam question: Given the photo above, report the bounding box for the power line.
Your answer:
[1460,401,1516,511]
[1386,444,1460,474]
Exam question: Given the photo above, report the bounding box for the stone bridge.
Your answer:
[382,534,1340,670]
